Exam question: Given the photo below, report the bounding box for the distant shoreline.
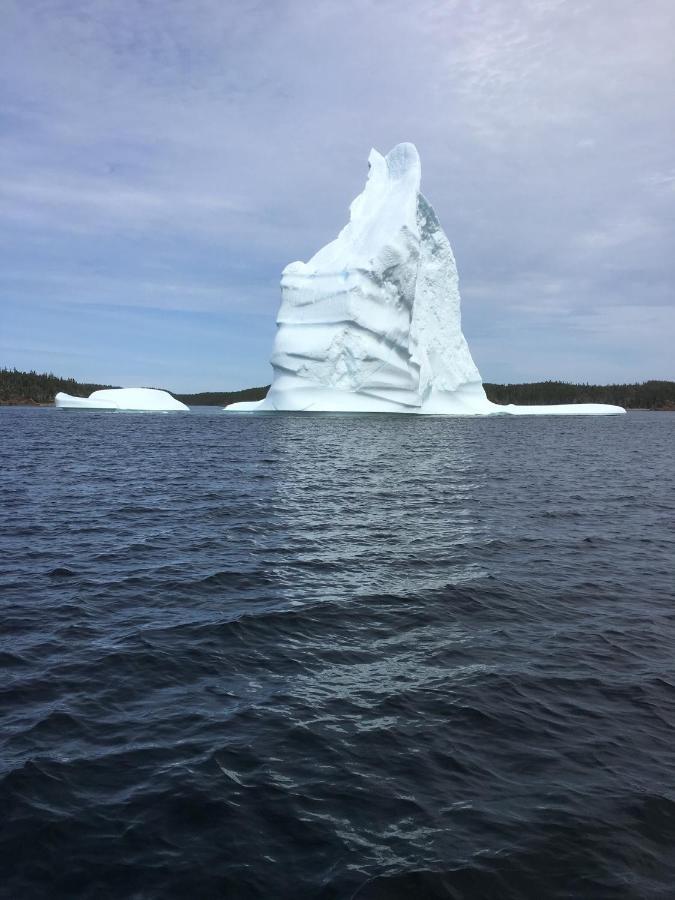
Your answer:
[1,368,674,411]
[3,404,673,412]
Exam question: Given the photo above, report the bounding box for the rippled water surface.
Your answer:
[1,407,674,899]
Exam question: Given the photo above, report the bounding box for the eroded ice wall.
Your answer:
[227,144,623,416]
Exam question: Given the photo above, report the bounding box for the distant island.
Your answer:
[1,367,674,410]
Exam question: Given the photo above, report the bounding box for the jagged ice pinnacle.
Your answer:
[227,143,624,416]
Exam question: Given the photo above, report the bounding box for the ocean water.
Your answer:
[1,406,674,899]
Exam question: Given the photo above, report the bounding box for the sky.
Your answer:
[1,0,673,392]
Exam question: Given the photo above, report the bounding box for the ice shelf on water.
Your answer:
[226,143,624,416]
[55,388,189,412]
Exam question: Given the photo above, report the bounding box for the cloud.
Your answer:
[0,0,673,388]
[575,218,660,252]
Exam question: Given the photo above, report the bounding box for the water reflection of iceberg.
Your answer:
[260,415,488,610]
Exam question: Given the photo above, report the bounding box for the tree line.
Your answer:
[1,367,674,409]
[482,380,675,410]
[0,368,114,405]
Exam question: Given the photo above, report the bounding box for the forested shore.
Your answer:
[1,368,674,410]
[482,380,675,410]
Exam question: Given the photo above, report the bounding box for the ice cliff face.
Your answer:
[227,143,624,416]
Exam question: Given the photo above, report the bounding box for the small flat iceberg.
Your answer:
[55,388,189,412]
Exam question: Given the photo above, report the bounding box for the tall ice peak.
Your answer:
[226,144,624,416]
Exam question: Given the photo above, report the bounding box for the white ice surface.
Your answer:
[226,143,624,417]
[55,388,189,411]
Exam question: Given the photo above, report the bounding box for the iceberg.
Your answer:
[55,388,189,412]
[227,143,624,416]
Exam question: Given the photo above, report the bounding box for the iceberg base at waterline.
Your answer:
[55,388,189,412]
[227,378,624,416]
[226,142,624,418]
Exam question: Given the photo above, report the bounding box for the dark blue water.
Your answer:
[1,407,674,899]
